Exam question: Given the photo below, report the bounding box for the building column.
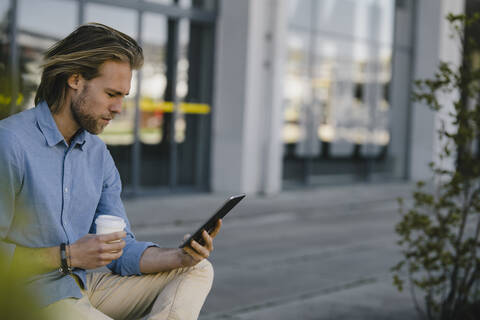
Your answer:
[409,0,465,181]
[211,0,286,195]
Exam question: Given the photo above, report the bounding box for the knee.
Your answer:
[195,259,214,283]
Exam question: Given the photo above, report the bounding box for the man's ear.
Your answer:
[67,74,83,90]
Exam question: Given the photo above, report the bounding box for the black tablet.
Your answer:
[179,194,246,248]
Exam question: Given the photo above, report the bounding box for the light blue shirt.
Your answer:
[0,101,158,307]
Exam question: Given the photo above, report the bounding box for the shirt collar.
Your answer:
[72,129,87,150]
[35,101,87,150]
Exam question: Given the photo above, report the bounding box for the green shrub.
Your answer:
[393,13,480,320]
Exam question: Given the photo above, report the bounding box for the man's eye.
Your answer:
[107,93,114,97]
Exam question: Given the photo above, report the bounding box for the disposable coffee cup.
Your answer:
[95,215,126,241]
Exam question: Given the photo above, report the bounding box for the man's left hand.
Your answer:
[181,219,222,266]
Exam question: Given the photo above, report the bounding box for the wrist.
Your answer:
[69,243,78,269]
[178,248,196,267]
[176,248,187,267]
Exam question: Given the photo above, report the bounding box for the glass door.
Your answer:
[138,9,214,191]
[283,0,397,185]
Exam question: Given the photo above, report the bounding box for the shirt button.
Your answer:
[64,187,68,193]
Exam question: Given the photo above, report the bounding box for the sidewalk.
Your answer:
[125,182,413,230]
[125,182,419,320]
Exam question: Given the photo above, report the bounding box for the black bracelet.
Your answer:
[59,243,72,275]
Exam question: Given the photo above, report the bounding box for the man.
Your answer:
[0,23,221,320]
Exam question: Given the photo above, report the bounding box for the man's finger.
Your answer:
[101,240,126,252]
[101,250,124,260]
[98,231,126,242]
[183,246,204,261]
[190,239,210,258]
[209,219,222,238]
[99,251,123,263]
[201,230,213,251]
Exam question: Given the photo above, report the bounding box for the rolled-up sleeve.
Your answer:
[93,147,158,276]
[0,128,24,267]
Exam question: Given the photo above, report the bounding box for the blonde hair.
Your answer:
[34,23,143,113]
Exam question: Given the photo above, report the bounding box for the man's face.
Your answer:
[71,60,132,135]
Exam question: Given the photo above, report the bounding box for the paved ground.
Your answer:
[125,182,420,320]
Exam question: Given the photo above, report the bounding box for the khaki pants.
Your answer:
[42,260,214,320]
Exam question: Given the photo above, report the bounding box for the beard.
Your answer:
[70,85,109,135]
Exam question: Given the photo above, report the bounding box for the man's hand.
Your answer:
[138,220,223,274]
[70,231,126,270]
[181,219,222,267]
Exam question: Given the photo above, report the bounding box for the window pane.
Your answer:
[177,18,214,187]
[283,0,396,183]
[282,30,311,180]
[86,4,138,187]
[85,4,138,38]
[175,19,193,186]
[143,0,174,5]
[288,0,311,30]
[315,0,395,46]
[15,0,77,112]
[0,0,11,119]
[143,0,215,10]
[0,0,8,13]
[139,12,170,187]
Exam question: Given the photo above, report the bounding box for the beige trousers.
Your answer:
[42,260,214,320]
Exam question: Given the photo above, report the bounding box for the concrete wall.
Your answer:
[409,0,465,181]
[211,0,286,195]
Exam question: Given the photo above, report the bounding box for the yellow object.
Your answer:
[0,93,24,106]
[140,100,211,114]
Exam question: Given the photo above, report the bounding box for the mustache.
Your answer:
[102,114,115,121]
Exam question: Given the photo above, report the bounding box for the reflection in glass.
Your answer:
[175,19,190,144]
[143,0,215,10]
[175,18,192,186]
[315,0,394,45]
[283,0,395,182]
[0,0,12,119]
[85,3,138,38]
[139,12,169,186]
[86,4,138,186]
[283,31,310,146]
[15,0,77,113]
[0,1,8,13]
[144,0,173,5]
[287,0,311,30]
[315,0,356,37]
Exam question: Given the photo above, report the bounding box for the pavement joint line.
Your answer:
[129,190,408,227]
[225,238,400,271]
[132,200,405,236]
[200,273,393,320]
[133,211,298,236]
[130,195,412,229]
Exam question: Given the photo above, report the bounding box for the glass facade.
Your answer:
[0,0,217,194]
[139,12,170,187]
[0,0,410,194]
[283,0,398,185]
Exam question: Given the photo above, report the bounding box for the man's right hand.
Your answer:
[70,232,126,270]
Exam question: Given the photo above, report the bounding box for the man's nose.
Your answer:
[110,99,123,114]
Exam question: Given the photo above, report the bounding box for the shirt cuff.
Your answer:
[0,241,16,268]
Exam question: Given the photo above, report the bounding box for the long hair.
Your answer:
[34,23,143,113]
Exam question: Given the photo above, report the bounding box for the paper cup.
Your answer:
[95,215,126,237]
